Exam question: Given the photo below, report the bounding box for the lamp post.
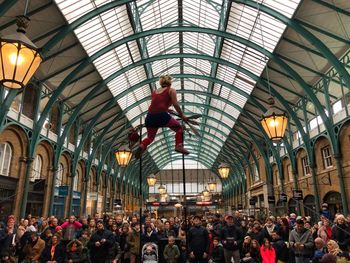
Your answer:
[0,16,42,89]
[114,147,132,167]
[218,163,230,179]
[260,97,288,141]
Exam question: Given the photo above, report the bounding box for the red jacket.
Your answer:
[260,245,276,263]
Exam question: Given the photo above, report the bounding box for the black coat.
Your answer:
[220,224,244,251]
[88,228,115,263]
[272,238,289,262]
[40,243,66,263]
[211,245,225,263]
[188,225,209,255]
[331,223,350,251]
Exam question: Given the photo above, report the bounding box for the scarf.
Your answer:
[265,224,275,236]
[50,245,56,260]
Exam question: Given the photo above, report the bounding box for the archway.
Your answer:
[275,200,286,216]
[324,191,342,217]
[303,195,316,221]
[288,198,297,215]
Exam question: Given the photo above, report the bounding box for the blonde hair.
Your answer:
[327,240,342,255]
[159,75,172,87]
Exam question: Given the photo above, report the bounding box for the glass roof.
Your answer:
[55,0,301,169]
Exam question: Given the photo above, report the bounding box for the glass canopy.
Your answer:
[55,0,301,169]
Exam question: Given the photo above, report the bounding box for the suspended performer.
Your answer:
[134,75,190,159]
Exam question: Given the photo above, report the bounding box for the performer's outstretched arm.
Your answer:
[169,88,187,121]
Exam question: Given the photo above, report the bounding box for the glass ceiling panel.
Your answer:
[56,0,301,171]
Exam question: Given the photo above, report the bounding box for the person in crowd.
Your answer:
[262,217,278,242]
[0,216,17,260]
[66,238,84,263]
[249,239,261,263]
[241,236,252,259]
[260,238,275,263]
[278,217,290,242]
[48,218,59,234]
[321,203,331,220]
[87,219,114,263]
[119,223,130,263]
[40,228,53,244]
[142,224,158,245]
[40,234,66,263]
[61,215,83,245]
[289,219,314,263]
[162,221,176,239]
[249,222,268,245]
[127,222,141,263]
[188,215,209,263]
[331,214,350,251]
[22,231,45,263]
[312,237,327,263]
[88,219,97,236]
[210,236,224,263]
[317,218,332,243]
[271,230,289,263]
[220,213,244,263]
[163,235,180,263]
[326,240,342,257]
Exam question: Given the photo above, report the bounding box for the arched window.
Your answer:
[73,174,78,192]
[0,143,12,176]
[31,155,42,181]
[56,163,64,187]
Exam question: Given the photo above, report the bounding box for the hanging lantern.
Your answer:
[218,163,230,179]
[174,203,182,208]
[0,16,42,89]
[158,184,166,195]
[261,97,288,141]
[115,146,132,167]
[208,179,217,192]
[147,174,157,186]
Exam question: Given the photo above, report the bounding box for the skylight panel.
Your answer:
[138,0,178,31]
[183,33,215,56]
[183,0,220,29]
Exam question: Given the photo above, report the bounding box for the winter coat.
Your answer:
[61,221,82,241]
[88,228,115,263]
[66,239,84,263]
[289,228,314,257]
[188,225,209,255]
[211,245,225,263]
[163,244,180,263]
[127,229,140,255]
[23,237,45,262]
[272,237,289,262]
[40,243,66,263]
[143,252,157,262]
[260,246,276,263]
[220,224,244,251]
[331,223,350,251]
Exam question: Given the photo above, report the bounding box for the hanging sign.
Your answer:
[268,196,276,204]
[293,190,303,200]
[89,192,98,201]
[280,193,287,202]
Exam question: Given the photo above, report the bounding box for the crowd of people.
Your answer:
[0,203,349,263]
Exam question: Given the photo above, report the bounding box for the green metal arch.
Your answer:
[35,25,330,156]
